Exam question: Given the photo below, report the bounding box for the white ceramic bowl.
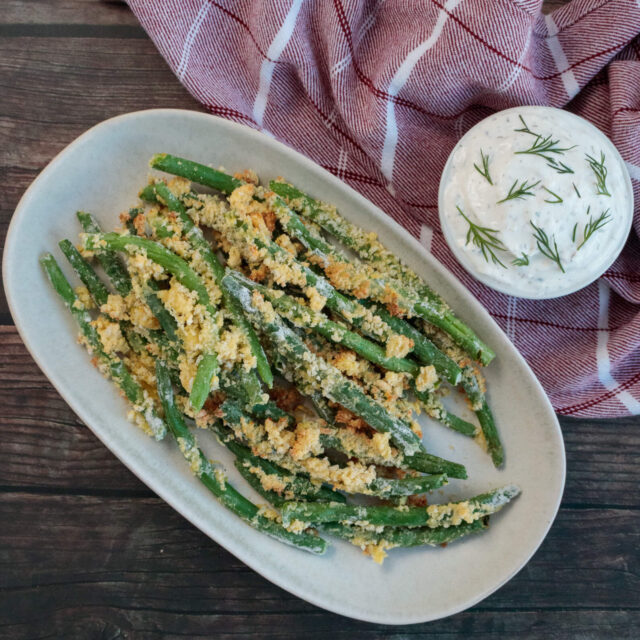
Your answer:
[439,106,634,299]
[3,109,565,624]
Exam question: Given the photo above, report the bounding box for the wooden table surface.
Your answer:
[1,2,639,638]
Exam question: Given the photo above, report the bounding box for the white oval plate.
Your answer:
[3,109,565,625]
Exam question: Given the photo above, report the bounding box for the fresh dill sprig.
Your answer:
[573,183,581,198]
[497,178,540,203]
[516,133,575,162]
[585,151,611,196]
[542,186,563,204]
[512,252,530,267]
[530,220,565,273]
[571,223,578,242]
[514,115,537,136]
[473,149,493,185]
[457,206,507,268]
[577,208,612,250]
[514,116,575,173]
[550,160,574,174]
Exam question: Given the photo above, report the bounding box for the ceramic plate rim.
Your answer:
[3,108,566,625]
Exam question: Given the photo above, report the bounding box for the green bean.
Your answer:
[40,253,166,440]
[222,271,425,458]
[217,400,452,496]
[258,339,467,478]
[322,518,488,551]
[79,211,181,343]
[441,411,477,437]
[76,211,132,296]
[58,238,110,307]
[461,367,503,466]
[309,391,336,424]
[227,271,419,375]
[155,358,326,554]
[147,167,496,459]
[220,365,266,410]
[151,153,242,195]
[147,166,402,345]
[270,181,496,365]
[298,416,464,479]
[282,485,520,528]
[151,156,494,375]
[144,280,180,343]
[253,282,475,439]
[42,253,139,402]
[76,214,184,367]
[234,460,290,508]
[371,302,498,451]
[82,233,219,411]
[277,200,490,373]
[363,301,462,386]
[248,401,294,426]
[84,233,211,306]
[146,180,273,388]
[367,473,448,497]
[412,385,477,437]
[221,433,346,504]
[474,397,502,467]
[42,154,519,562]
[58,234,179,370]
[58,238,183,384]
[396,450,466,478]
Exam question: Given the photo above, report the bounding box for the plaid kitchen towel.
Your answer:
[128,0,640,417]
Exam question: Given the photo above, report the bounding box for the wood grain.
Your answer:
[542,0,573,13]
[0,37,199,170]
[1,492,638,639]
[0,328,145,493]
[4,0,138,26]
[0,35,200,318]
[2,0,639,638]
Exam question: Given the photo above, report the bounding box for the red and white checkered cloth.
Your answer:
[128,0,640,417]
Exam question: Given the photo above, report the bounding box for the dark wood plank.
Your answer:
[561,415,640,507]
[0,327,149,492]
[542,0,571,13]
[2,328,639,504]
[3,609,638,640]
[0,36,201,318]
[0,36,200,170]
[0,492,638,638]
[3,0,137,25]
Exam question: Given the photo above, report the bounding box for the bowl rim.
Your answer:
[438,105,635,300]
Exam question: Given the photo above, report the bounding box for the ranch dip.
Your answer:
[439,106,633,299]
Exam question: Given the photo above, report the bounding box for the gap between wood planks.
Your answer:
[0,24,146,38]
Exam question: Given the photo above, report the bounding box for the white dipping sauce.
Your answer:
[439,106,633,299]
